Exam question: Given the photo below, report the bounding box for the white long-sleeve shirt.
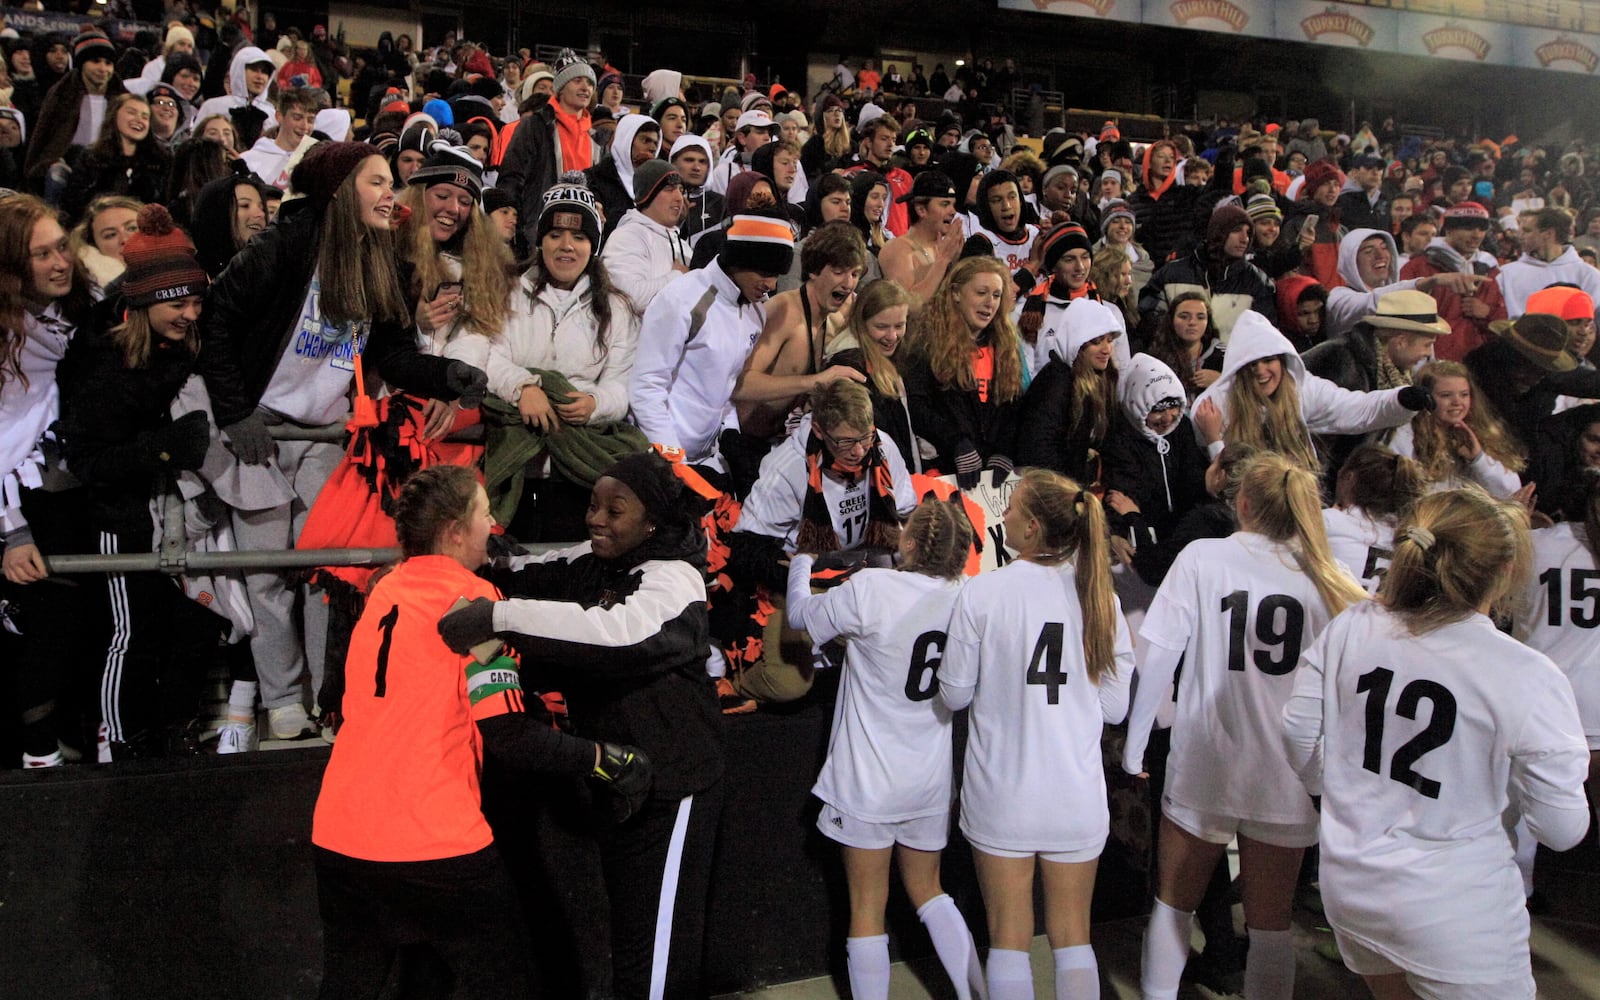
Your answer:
[628,259,765,467]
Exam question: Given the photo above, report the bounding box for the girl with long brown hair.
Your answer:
[824,278,918,469]
[1126,452,1367,1000]
[941,469,1131,1000]
[1145,289,1222,400]
[61,93,170,222]
[200,142,486,746]
[0,193,95,766]
[902,255,1022,486]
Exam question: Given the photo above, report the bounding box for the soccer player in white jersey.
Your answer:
[1124,453,1367,1000]
[941,469,1134,1000]
[1287,488,1590,1000]
[1518,474,1600,820]
[1322,445,1425,595]
[784,499,982,1000]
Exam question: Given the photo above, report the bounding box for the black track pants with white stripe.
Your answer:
[96,528,182,748]
[602,779,725,1000]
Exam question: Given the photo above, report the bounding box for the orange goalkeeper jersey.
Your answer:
[313,555,512,862]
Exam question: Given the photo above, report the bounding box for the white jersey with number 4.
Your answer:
[941,559,1134,855]
[1138,532,1348,826]
[1284,602,1589,984]
[1517,522,1600,749]
[1322,506,1395,596]
[800,568,966,823]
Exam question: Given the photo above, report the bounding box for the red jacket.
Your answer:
[1399,250,1506,362]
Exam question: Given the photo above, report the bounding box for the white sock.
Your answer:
[986,947,1034,1000]
[227,680,258,723]
[1244,927,1294,1000]
[846,934,890,1000]
[1053,944,1098,1000]
[918,893,984,1000]
[1139,897,1192,1000]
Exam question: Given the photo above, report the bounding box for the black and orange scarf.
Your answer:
[1019,277,1099,343]
[794,428,903,555]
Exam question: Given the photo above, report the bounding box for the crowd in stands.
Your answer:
[3,9,1600,999]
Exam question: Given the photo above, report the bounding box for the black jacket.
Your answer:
[902,347,1020,470]
[198,199,461,427]
[1335,188,1391,235]
[1467,340,1600,458]
[61,142,172,224]
[582,155,633,245]
[59,293,199,536]
[497,103,561,245]
[1302,326,1378,394]
[1129,147,1235,265]
[1015,357,1104,482]
[485,520,724,800]
[1101,414,1209,540]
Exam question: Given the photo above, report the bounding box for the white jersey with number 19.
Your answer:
[1136,532,1348,826]
[941,559,1134,855]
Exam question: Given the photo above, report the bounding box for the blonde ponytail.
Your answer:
[1382,486,1531,633]
[1014,469,1119,684]
[1238,453,1367,616]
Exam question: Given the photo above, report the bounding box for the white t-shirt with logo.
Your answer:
[257,278,369,425]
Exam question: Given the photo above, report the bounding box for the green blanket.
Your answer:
[480,369,649,524]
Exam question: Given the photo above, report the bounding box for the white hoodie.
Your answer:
[1191,310,1412,457]
[1323,227,1421,340]
[602,208,690,316]
[610,114,653,203]
[1497,244,1600,322]
[194,47,277,123]
[1024,295,1131,379]
[1117,353,1188,511]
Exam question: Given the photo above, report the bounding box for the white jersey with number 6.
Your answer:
[798,568,966,823]
[1517,522,1600,749]
[1135,532,1348,826]
[1284,602,1590,984]
[941,560,1134,855]
[1322,506,1395,596]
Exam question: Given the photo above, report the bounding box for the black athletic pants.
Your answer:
[314,844,534,1000]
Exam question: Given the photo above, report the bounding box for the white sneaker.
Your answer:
[96,721,112,764]
[267,704,319,741]
[215,721,257,754]
[21,750,63,767]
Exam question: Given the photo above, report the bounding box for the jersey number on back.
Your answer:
[374,604,400,698]
[1220,591,1305,675]
[1356,666,1457,800]
[904,631,946,702]
[1026,622,1068,704]
[1361,546,1393,588]
[1537,567,1600,628]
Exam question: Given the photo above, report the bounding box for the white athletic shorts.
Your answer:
[817,803,948,852]
[1162,797,1319,849]
[965,836,1105,864]
[1334,930,1535,1000]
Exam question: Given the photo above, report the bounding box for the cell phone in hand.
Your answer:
[432,281,464,299]
[1301,213,1319,233]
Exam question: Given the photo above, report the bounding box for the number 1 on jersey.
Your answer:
[374,604,400,697]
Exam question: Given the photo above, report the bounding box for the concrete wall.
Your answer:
[327,2,421,49]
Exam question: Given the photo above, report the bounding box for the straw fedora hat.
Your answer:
[1362,289,1451,336]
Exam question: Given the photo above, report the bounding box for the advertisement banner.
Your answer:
[995,0,1142,24]
[1141,0,1275,40]
[1394,12,1514,66]
[1277,1,1398,52]
[1512,25,1600,76]
[0,7,161,45]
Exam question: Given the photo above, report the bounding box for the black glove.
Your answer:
[985,454,1013,489]
[151,410,211,470]
[592,741,653,823]
[221,411,273,465]
[954,446,983,491]
[445,361,487,409]
[1398,385,1435,412]
[437,596,499,655]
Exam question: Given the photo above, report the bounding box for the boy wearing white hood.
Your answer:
[1322,227,1480,340]
[1191,311,1436,469]
[194,46,277,125]
[583,113,661,244]
[1017,298,1125,483]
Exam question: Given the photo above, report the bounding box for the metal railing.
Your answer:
[38,417,536,578]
